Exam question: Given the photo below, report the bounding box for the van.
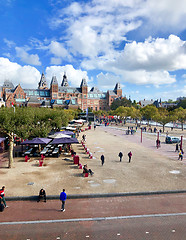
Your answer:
[165,136,180,144]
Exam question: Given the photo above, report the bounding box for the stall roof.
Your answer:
[50,137,79,145]
[21,137,52,145]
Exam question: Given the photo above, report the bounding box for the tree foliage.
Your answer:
[0,107,76,168]
[154,108,172,132]
[110,97,132,110]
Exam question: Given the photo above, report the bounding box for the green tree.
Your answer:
[154,108,172,132]
[177,99,186,109]
[173,107,186,131]
[0,107,75,168]
[140,105,158,125]
[111,97,132,110]
[115,106,131,122]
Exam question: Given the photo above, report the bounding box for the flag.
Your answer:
[11,102,14,107]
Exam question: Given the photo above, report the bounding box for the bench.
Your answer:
[39,159,43,167]
[25,155,30,162]
[84,172,89,177]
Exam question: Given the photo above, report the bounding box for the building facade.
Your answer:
[0,73,122,111]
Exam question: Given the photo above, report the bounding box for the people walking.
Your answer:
[128,151,132,163]
[101,154,105,165]
[118,151,123,162]
[178,149,184,161]
[0,186,8,208]
[60,189,67,212]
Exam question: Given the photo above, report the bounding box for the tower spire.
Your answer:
[61,72,69,87]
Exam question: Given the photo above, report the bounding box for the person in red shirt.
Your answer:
[0,186,8,208]
[128,151,132,163]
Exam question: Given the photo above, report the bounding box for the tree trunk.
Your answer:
[163,124,165,133]
[182,122,183,131]
[8,133,14,168]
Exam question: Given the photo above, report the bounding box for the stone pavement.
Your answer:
[0,124,186,197]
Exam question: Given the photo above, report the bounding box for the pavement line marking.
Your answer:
[1,212,186,225]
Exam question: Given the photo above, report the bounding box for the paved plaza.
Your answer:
[0,124,186,197]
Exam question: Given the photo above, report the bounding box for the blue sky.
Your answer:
[0,0,186,101]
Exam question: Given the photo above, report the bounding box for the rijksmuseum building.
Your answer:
[0,73,122,111]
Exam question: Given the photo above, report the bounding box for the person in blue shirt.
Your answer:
[60,189,67,212]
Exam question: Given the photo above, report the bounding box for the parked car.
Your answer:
[165,136,180,144]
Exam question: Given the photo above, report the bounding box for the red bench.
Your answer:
[25,155,30,162]
[39,160,43,167]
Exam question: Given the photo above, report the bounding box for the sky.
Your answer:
[0,0,186,101]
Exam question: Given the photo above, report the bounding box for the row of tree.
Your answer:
[93,105,186,132]
[0,107,77,168]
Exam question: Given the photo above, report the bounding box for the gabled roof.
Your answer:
[28,96,41,103]
[107,90,117,96]
[89,86,102,94]
[58,86,80,93]
[3,80,14,89]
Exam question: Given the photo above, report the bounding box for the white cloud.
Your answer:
[96,72,123,90]
[82,35,186,85]
[49,41,71,60]
[143,0,186,33]
[45,65,89,87]
[15,47,41,66]
[157,85,186,101]
[115,35,186,72]
[50,57,62,65]
[0,57,41,88]
[49,0,186,61]
[3,38,15,48]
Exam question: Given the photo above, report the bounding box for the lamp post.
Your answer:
[180,135,183,150]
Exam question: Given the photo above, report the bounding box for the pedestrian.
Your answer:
[82,134,85,141]
[128,151,132,163]
[94,124,96,130]
[118,151,123,162]
[101,154,105,165]
[178,150,183,161]
[37,188,46,202]
[60,189,67,212]
[0,186,8,208]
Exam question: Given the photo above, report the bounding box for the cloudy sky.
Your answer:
[0,0,186,101]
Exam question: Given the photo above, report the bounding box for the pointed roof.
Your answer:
[80,78,87,87]
[38,72,47,89]
[114,83,121,91]
[50,76,58,85]
[61,72,69,87]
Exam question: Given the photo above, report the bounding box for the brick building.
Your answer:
[0,73,122,111]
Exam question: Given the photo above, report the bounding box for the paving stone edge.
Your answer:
[6,190,186,201]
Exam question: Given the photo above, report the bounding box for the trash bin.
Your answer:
[73,155,79,165]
